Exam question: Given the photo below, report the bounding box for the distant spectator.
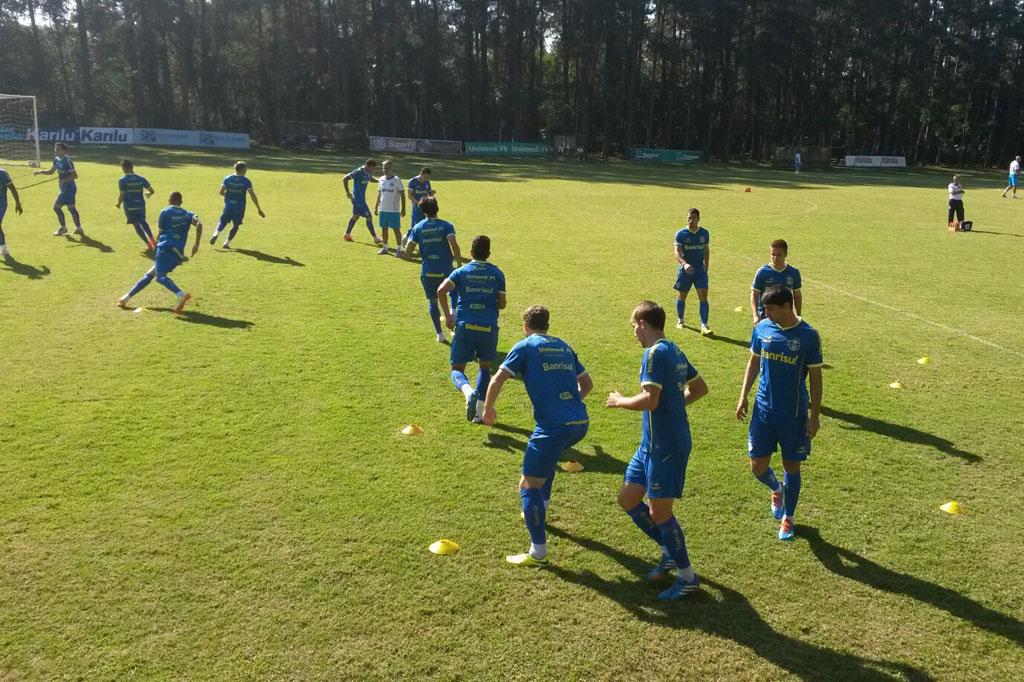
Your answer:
[794,149,802,174]
[1001,156,1020,198]
[576,145,585,162]
[948,174,965,227]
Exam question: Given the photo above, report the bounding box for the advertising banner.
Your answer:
[630,148,704,163]
[34,127,79,143]
[369,136,462,154]
[464,141,549,156]
[79,127,133,144]
[844,155,907,168]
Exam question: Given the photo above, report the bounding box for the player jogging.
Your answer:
[736,285,823,542]
[117,192,202,314]
[34,142,84,237]
[0,167,24,259]
[404,197,462,342]
[1002,156,1021,198]
[438,235,506,423]
[482,305,592,566]
[208,161,265,249]
[115,159,156,249]
[750,239,802,324]
[342,159,380,243]
[673,207,712,335]
[607,301,709,600]
[374,160,405,256]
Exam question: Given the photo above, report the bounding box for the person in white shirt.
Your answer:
[1001,156,1020,198]
[374,160,406,256]
[948,174,965,227]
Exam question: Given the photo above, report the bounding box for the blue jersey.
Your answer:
[752,264,802,318]
[750,318,823,417]
[55,155,75,181]
[119,174,152,211]
[347,167,372,202]
[640,338,700,454]
[222,174,253,209]
[447,260,506,328]
[674,227,709,272]
[501,334,589,431]
[0,169,10,210]
[156,205,196,254]
[407,218,455,275]
[408,176,432,206]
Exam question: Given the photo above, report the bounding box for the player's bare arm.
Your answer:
[807,366,822,438]
[482,367,514,426]
[684,376,709,405]
[247,189,266,217]
[437,279,456,330]
[607,384,660,411]
[736,353,760,420]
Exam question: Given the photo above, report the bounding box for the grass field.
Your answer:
[1,147,1023,680]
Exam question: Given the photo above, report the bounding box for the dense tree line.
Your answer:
[3,0,1024,165]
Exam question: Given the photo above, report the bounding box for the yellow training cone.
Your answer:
[401,424,424,436]
[429,539,460,555]
[889,381,904,389]
[917,356,931,365]
[734,306,744,313]
[560,460,584,473]
[133,307,145,314]
[940,501,963,515]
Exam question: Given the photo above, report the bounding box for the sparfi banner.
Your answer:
[369,136,463,155]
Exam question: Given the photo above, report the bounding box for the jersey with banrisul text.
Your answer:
[750,318,823,417]
[501,334,588,431]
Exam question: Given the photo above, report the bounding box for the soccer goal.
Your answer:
[0,93,41,168]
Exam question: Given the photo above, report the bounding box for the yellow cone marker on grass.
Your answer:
[429,539,460,555]
[734,306,744,313]
[560,460,584,473]
[917,356,931,365]
[940,501,963,515]
[401,424,424,436]
[889,381,904,389]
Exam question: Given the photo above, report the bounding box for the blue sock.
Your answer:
[128,272,154,297]
[521,488,546,545]
[54,207,66,227]
[657,517,692,569]
[625,502,662,544]
[783,470,801,518]
[365,216,377,238]
[541,473,554,505]
[450,370,469,392]
[755,467,782,492]
[0,227,5,246]
[140,220,153,241]
[345,217,357,234]
[228,222,240,241]
[427,299,442,334]
[675,298,685,322]
[132,223,150,245]
[699,300,709,326]
[155,273,181,295]
[68,207,81,228]
[215,220,227,236]
[475,368,490,397]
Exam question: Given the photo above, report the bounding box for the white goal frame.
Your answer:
[0,93,41,167]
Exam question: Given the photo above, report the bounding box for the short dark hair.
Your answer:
[688,207,700,218]
[420,167,432,175]
[770,239,788,252]
[365,158,377,166]
[522,305,550,332]
[169,191,183,204]
[419,196,438,217]
[760,285,794,308]
[631,300,665,330]
[234,161,247,171]
[471,235,491,260]
[56,142,69,151]
[121,159,134,170]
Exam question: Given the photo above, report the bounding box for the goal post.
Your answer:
[0,93,41,168]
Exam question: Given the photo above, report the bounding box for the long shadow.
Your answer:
[546,526,931,681]
[822,406,980,463]
[688,328,750,349]
[149,307,254,329]
[67,234,114,253]
[232,248,305,266]
[969,229,1023,238]
[1,257,51,279]
[484,427,623,474]
[804,526,1023,646]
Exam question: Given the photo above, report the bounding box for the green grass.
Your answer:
[2,147,1023,679]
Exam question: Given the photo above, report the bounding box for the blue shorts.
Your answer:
[0,204,6,222]
[522,423,589,479]
[674,268,709,293]
[56,182,77,206]
[411,208,424,227]
[624,444,691,499]
[1010,174,1019,187]
[352,199,371,217]
[379,211,401,229]
[124,208,145,224]
[219,207,244,226]
[420,271,450,299]
[154,248,183,275]
[748,407,810,461]
[450,322,499,365]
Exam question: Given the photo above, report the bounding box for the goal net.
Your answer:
[0,93,41,169]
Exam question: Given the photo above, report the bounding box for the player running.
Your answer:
[750,239,802,324]
[607,301,709,600]
[34,142,84,237]
[1002,156,1021,198]
[673,207,712,335]
[115,159,156,249]
[117,191,202,314]
[438,235,506,422]
[374,160,405,256]
[482,305,592,566]
[736,285,824,542]
[0,167,24,259]
[405,197,462,342]
[208,161,265,249]
[342,159,380,243]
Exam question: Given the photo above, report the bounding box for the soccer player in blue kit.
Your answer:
[674,207,711,335]
[115,159,156,249]
[736,285,823,541]
[0,167,24,259]
[482,305,592,566]
[209,161,265,249]
[437,235,506,422]
[35,142,85,237]
[750,239,802,324]
[402,167,434,251]
[117,191,203,314]
[404,197,462,342]
[342,159,381,244]
[607,301,709,600]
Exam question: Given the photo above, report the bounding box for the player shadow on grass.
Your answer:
[483,426,622,474]
[231,248,305,267]
[545,526,932,682]
[1,257,51,279]
[968,229,1024,238]
[803,526,1024,646]
[149,307,255,329]
[66,234,114,253]
[821,407,981,463]
[686,328,750,349]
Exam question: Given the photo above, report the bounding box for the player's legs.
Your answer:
[211,210,233,244]
[52,198,67,235]
[421,274,446,339]
[118,266,157,306]
[953,200,964,223]
[363,213,379,242]
[749,406,785,518]
[67,203,83,233]
[224,216,244,247]
[776,413,810,540]
[0,220,7,258]
[695,273,711,332]
[947,200,956,225]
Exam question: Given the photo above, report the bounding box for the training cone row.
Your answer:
[429,539,460,555]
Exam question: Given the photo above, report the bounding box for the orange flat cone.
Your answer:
[744,187,752,192]
[402,424,424,436]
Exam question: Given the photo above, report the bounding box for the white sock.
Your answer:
[543,499,551,511]
[476,399,485,415]
[661,545,671,560]
[460,384,474,399]
[529,542,547,560]
[678,564,696,581]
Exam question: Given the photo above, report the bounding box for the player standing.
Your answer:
[342,159,381,243]
[482,305,592,566]
[34,142,84,237]
[0,167,24,259]
[374,160,405,256]
[406,167,434,230]
[437,235,506,422]
[750,239,802,324]
[208,161,265,249]
[673,207,712,335]
[1002,156,1020,198]
[607,301,709,600]
[117,192,202,314]
[115,159,156,249]
[404,197,462,341]
[736,285,823,542]
[794,149,802,174]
